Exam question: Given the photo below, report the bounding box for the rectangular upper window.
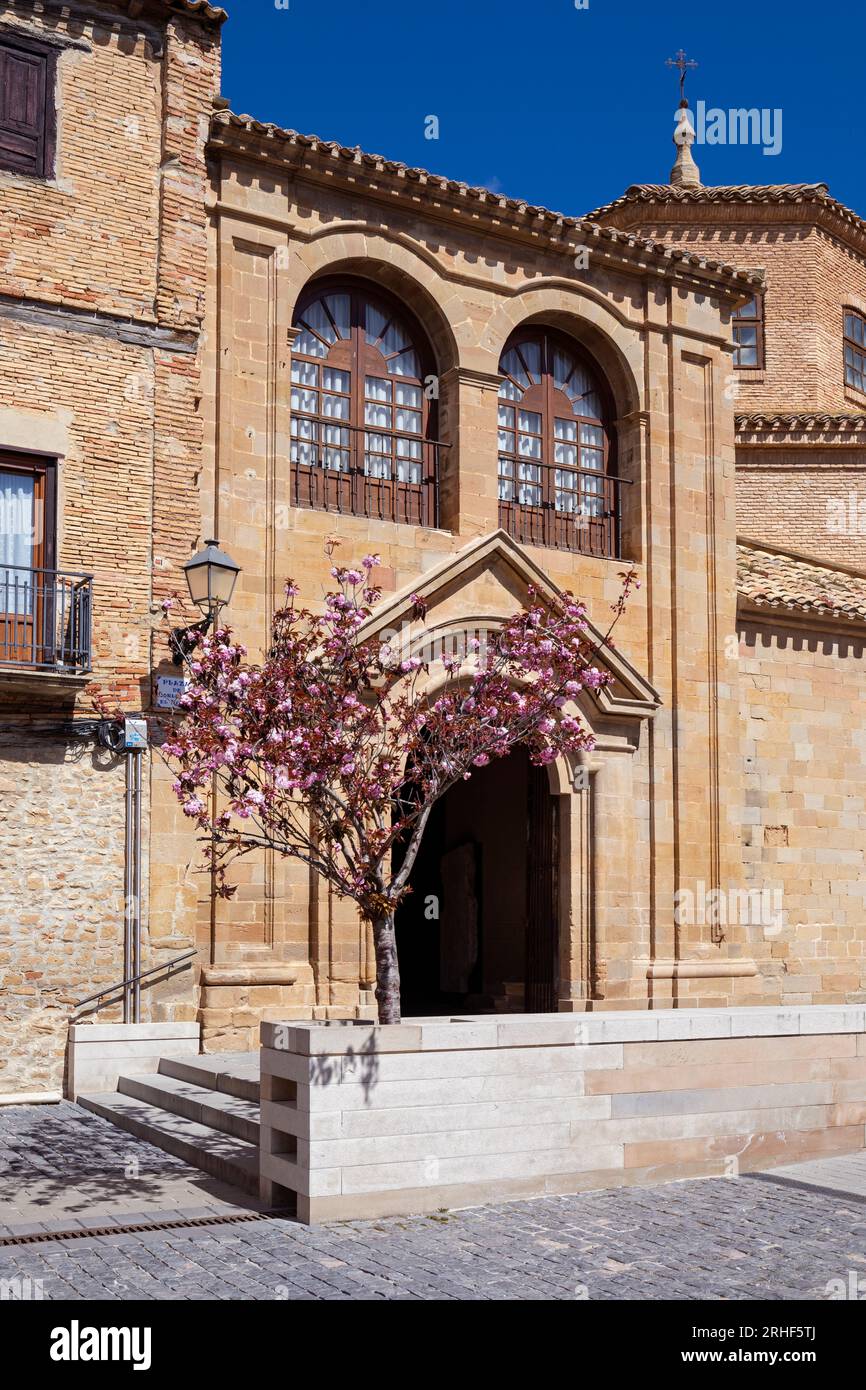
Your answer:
[844,311,866,394]
[732,295,764,369]
[0,34,56,179]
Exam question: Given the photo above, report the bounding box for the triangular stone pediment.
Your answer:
[358,529,660,719]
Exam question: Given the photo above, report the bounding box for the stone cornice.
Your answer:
[0,0,225,45]
[440,366,503,392]
[737,597,866,637]
[735,411,866,446]
[207,114,764,300]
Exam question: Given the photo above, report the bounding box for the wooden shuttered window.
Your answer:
[0,37,55,178]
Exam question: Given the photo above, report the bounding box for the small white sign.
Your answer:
[124,718,149,751]
[156,676,188,710]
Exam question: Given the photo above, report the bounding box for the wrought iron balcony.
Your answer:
[0,565,93,674]
[291,421,445,528]
[498,463,630,559]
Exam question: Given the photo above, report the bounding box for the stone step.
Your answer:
[77,1091,260,1195]
[158,1052,260,1103]
[118,1071,260,1146]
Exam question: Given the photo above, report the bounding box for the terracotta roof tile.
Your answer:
[164,0,227,21]
[737,541,866,623]
[736,412,866,434]
[583,182,866,247]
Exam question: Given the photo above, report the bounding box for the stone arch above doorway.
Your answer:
[356,527,661,722]
[361,529,660,1015]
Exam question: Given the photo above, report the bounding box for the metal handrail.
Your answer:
[73,949,197,1013]
[0,563,95,579]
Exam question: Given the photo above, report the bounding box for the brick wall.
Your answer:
[738,447,866,567]
[596,201,866,414]
[0,2,161,318]
[595,197,866,567]
[0,2,219,1093]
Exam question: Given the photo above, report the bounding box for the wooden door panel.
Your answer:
[526,762,559,1012]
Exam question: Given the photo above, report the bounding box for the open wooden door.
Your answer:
[526,761,559,1012]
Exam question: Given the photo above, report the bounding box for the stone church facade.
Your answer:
[1,0,864,1096]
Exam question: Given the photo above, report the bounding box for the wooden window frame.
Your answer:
[0,449,57,667]
[290,278,440,527]
[843,309,866,396]
[0,31,57,180]
[732,294,764,370]
[0,449,56,568]
[497,327,620,558]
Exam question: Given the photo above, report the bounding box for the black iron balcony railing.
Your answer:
[291,421,446,528]
[0,565,93,674]
[498,464,631,559]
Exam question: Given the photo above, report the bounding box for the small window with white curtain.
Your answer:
[0,451,55,666]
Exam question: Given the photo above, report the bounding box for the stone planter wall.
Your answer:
[259,1007,866,1223]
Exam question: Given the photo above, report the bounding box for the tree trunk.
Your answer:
[372,912,401,1024]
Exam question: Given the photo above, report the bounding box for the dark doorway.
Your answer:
[395,747,559,1015]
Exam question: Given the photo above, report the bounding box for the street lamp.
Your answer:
[171,538,241,666]
[183,538,241,615]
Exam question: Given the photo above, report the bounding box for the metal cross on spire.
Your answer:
[666,49,698,103]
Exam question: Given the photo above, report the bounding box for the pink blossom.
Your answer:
[162,553,630,1023]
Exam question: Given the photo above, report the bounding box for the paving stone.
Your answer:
[1,1103,865,1298]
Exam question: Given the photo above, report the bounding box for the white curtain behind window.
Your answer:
[0,470,35,615]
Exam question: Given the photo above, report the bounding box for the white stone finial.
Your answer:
[670,99,701,187]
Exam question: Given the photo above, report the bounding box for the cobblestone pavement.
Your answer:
[0,1102,864,1299]
[0,1103,264,1225]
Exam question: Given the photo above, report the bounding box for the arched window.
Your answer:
[497,328,619,556]
[290,280,439,526]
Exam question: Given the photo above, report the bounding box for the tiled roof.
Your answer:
[736,412,866,434]
[583,182,866,245]
[208,113,763,290]
[162,0,227,22]
[737,541,866,624]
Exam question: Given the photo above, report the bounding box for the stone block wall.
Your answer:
[259,1008,866,1222]
[67,1020,200,1098]
[738,615,866,1005]
[186,124,745,1037]
[0,735,127,1095]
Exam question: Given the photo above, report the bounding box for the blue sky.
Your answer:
[222,0,866,219]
